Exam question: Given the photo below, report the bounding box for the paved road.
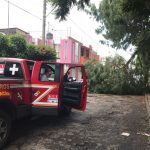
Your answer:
[4,94,150,150]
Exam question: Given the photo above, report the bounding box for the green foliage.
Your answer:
[0,34,9,56]
[47,0,90,20]
[90,0,131,49]
[36,45,57,61]
[89,0,150,50]
[88,0,150,93]
[122,0,150,18]
[8,35,27,58]
[0,34,56,61]
[25,44,42,60]
[85,55,146,95]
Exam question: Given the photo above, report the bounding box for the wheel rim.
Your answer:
[0,118,7,142]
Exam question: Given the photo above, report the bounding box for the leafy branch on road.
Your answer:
[85,55,146,95]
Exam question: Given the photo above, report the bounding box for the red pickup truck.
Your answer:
[0,58,87,148]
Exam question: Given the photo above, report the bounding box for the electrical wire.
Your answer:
[67,16,100,50]
[46,7,55,17]
[3,0,42,21]
[3,0,101,53]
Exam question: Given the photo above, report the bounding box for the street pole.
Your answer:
[42,0,46,45]
[8,0,10,35]
[67,27,71,37]
[69,27,71,37]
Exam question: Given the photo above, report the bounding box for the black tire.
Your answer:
[58,106,72,116]
[0,110,11,149]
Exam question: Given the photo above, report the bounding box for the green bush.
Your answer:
[0,34,56,61]
[0,34,9,57]
[25,44,42,60]
[8,35,27,58]
[36,45,56,61]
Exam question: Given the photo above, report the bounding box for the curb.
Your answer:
[144,94,150,126]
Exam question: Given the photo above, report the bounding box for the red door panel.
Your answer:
[31,62,60,108]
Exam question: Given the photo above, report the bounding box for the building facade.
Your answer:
[0,28,29,40]
[80,45,99,64]
[59,37,82,64]
[0,28,100,64]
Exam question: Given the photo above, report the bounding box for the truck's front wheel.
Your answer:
[59,106,72,116]
[0,110,11,149]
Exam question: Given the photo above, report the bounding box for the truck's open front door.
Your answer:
[62,66,87,111]
[31,62,61,115]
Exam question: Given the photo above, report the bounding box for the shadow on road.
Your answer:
[5,115,70,149]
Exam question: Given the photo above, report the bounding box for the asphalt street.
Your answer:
[4,94,150,150]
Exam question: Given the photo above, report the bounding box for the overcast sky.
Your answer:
[0,0,131,59]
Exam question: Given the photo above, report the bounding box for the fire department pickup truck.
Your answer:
[0,57,87,148]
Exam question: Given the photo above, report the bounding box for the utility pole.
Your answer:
[8,0,10,35]
[47,22,49,32]
[67,27,71,37]
[42,0,46,45]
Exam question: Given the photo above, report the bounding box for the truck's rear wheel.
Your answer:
[0,110,11,149]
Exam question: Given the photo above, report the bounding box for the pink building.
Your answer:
[36,38,42,45]
[27,34,33,44]
[46,39,54,47]
[59,37,82,64]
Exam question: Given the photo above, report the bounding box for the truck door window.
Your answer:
[4,62,24,79]
[64,67,83,82]
[39,64,55,82]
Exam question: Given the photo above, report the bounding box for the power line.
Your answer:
[28,31,42,32]
[68,15,133,58]
[67,16,100,47]
[3,0,42,21]
[3,0,95,42]
[3,0,100,52]
[46,7,55,17]
[1,1,63,43]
